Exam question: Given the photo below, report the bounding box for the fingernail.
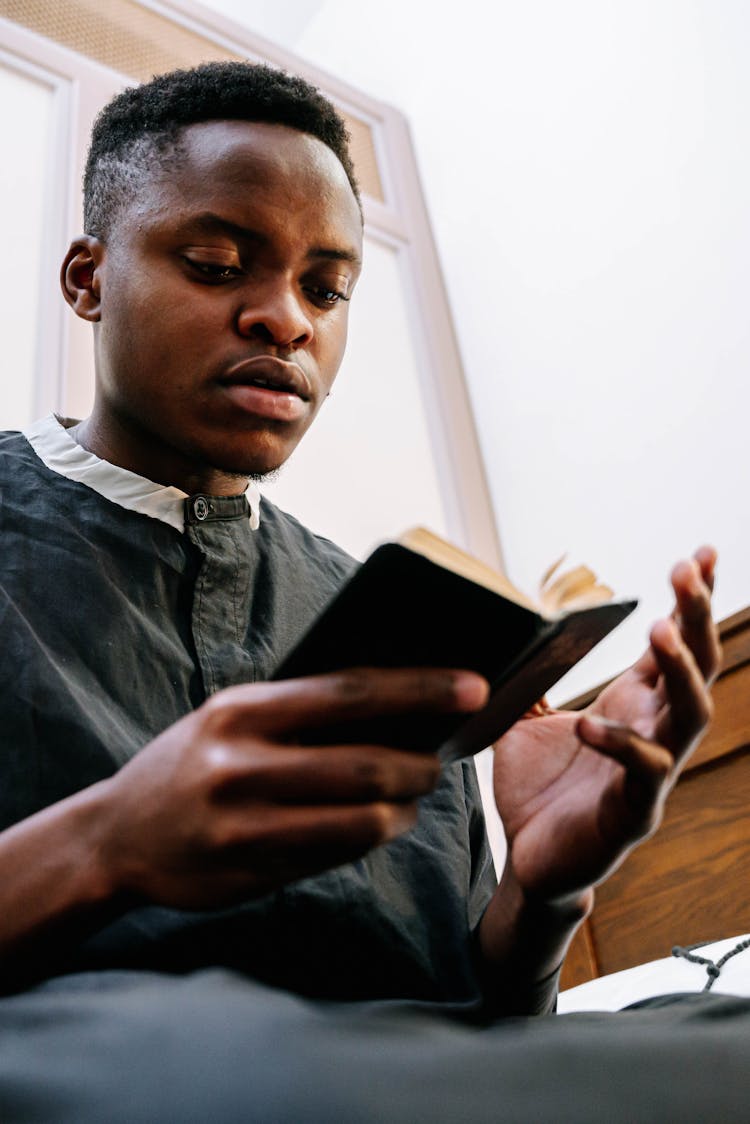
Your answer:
[581,714,617,732]
[685,562,702,594]
[452,671,489,710]
[577,714,621,743]
[663,619,681,655]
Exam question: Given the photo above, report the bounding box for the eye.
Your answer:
[305,285,350,308]
[183,257,243,283]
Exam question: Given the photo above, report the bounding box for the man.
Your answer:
[0,61,744,1121]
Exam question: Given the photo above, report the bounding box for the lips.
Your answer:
[220,355,310,400]
[218,355,311,423]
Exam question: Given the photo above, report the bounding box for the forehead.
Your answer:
[122,120,362,248]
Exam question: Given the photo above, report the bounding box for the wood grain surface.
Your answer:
[561,606,750,989]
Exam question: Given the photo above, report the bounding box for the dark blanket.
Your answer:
[0,969,748,1122]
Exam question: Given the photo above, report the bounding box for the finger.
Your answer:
[218,799,420,871]
[650,617,713,757]
[576,714,673,804]
[670,555,721,684]
[521,697,556,719]
[629,646,660,685]
[209,742,441,804]
[207,800,421,897]
[693,544,717,595]
[205,668,489,738]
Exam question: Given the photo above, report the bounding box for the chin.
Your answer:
[211,435,296,479]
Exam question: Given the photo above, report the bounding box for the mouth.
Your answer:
[221,356,310,399]
[218,356,311,423]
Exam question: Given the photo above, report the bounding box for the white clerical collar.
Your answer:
[23,414,262,533]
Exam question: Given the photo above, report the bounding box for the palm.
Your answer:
[592,650,668,743]
[492,651,673,900]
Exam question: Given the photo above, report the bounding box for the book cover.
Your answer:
[272,538,637,762]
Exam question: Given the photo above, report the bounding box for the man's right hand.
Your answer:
[95,668,489,910]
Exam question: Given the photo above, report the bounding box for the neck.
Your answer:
[69,413,251,497]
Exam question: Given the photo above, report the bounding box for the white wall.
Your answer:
[0,60,54,429]
[198,0,750,700]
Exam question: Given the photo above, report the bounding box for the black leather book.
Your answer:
[272,529,637,762]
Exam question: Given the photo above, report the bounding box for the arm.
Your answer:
[477,548,720,1014]
[0,667,488,991]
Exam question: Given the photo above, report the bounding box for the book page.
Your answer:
[398,527,540,612]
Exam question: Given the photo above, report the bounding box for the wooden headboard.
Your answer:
[561,605,750,989]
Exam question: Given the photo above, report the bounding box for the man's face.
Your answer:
[85,120,363,491]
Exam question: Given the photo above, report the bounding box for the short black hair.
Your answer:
[83,60,360,238]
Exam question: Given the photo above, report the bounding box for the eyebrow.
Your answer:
[183,212,362,266]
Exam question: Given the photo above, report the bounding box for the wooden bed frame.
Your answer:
[560,605,750,990]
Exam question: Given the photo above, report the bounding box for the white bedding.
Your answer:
[558,933,750,1013]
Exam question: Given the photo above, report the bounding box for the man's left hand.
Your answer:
[477,548,720,1011]
[492,547,719,903]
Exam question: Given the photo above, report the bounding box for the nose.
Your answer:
[235,280,314,349]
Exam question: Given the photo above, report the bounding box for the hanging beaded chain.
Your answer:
[671,937,750,991]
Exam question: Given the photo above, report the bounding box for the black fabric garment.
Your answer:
[3,427,749,1119]
[1,970,750,1123]
[0,429,355,823]
[0,429,496,1003]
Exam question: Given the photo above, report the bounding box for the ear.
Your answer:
[60,235,105,322]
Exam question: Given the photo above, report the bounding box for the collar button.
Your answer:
[192,496,210,521]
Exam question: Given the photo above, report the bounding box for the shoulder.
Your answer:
[0,428,62,494]
[0,428,42,465]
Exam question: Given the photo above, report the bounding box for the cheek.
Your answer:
[100,281,151,350]
[104,284,212,367]
[317,314,350,389]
